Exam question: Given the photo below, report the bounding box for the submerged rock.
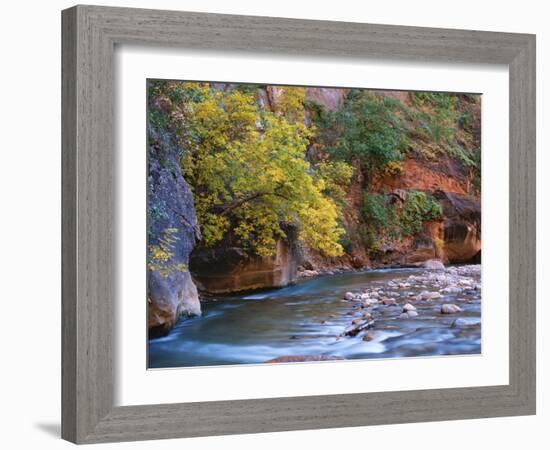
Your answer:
[362,330,377,341]
[451,317,481,328]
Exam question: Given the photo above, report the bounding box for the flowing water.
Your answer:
[148,266,481,368]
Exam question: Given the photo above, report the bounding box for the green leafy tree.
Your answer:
[324,90,408,175]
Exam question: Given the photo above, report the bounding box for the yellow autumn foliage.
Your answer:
[153,82,349,257]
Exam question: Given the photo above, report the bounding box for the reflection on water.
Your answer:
[148,267,481,368]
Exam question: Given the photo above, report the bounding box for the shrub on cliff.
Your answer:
[316,89,408,176]
[399,191,443,235]
[409,91,459,144]
[361,190,442,251]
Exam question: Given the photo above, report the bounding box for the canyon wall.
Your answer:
[147,83,481,334]
[147,123,202,337]
[191,238,299,294]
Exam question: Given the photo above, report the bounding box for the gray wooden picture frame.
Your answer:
[61,4,536,444]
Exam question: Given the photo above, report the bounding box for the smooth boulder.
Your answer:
[441,304,463,314]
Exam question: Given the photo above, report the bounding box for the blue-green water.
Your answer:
[148,267,481,368]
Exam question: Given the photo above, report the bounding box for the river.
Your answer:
[148,265,481,368]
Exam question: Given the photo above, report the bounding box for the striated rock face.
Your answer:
[436,191,481,263]
[147,124,202,337]
[260,86,347,112]
[370,159,470,195]
[351,189,480,268]
[191,238,299,294]
[305,87,347,111]
[401,221,443,265]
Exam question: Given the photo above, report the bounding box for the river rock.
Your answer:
[451,317,481,328]
[423,259,445,270]
[344,292,355,301]
[381,298,397,306]
[441,304,463,314]
[403,303,416,312]
[417,291,441,301]
[441,286,463,294]
[301,269,320,278]
[399,310,418,319]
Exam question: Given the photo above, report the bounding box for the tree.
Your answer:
[319,89,408,176]
[148,81,346,257]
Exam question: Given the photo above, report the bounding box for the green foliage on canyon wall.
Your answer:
[312,89,481,183]
[309,88,480,253]
[319,89,408,175]
[361,191,442,251]
[149,81,480,260]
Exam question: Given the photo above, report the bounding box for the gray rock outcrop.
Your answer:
[147,123,202,337]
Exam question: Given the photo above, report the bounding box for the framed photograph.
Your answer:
[62,5,536,444]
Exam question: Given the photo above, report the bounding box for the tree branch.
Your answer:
[218,184,290,216]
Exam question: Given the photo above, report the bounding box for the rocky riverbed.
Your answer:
[337,265,481,346]
[148,265,481,368]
